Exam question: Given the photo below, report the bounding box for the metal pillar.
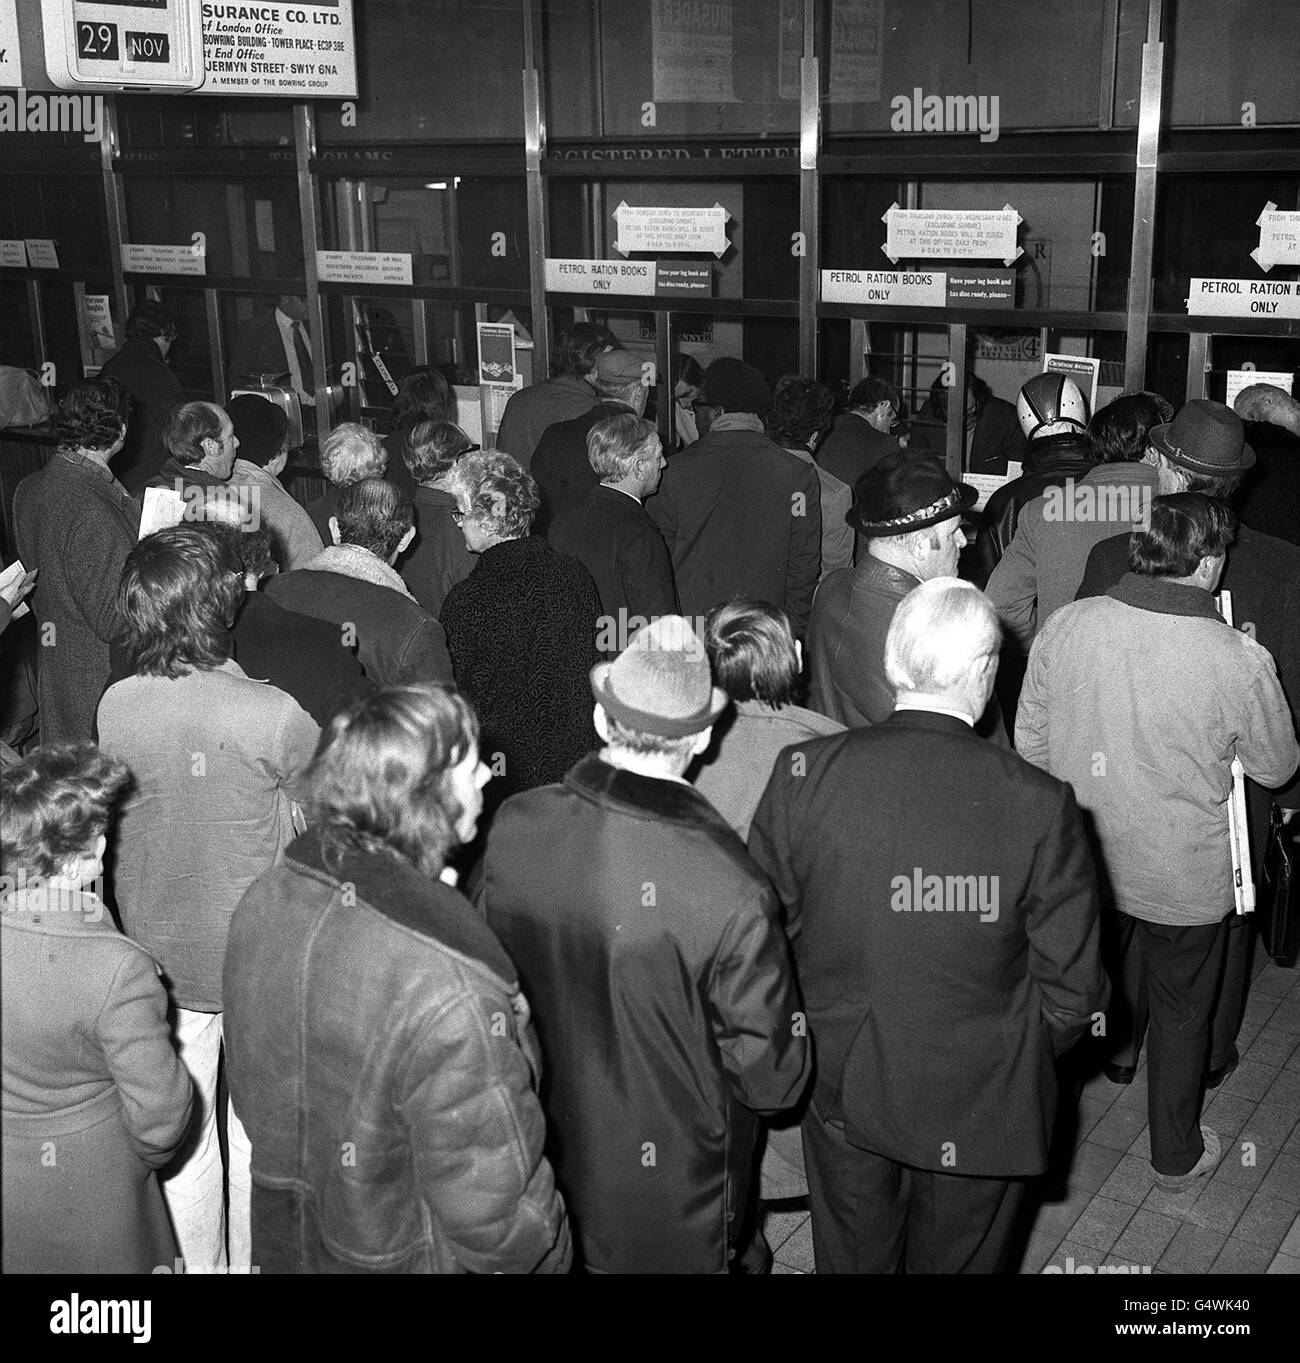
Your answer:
[294,102,331,444]
[522,0,550,380]
[797,0,820,377]
[1124,0,1164,392]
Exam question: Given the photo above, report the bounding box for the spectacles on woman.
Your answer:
[451,509,467,525]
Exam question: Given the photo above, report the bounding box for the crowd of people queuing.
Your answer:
[2,305,1298,1275]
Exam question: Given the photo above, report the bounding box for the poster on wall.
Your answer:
[778,0,883,103]
[199,0,358,99]
[652,0,735,104]
[83,292,115,369]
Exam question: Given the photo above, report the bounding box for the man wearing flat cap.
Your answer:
[650,357,822,638]
[481,615,810,1274]
[808,451,1008,742]
[531,347,650,535]
[225,394,324,572]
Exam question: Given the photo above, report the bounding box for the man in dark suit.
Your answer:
[228,294,317,407]
[815,376,907,491]
[98,300,185,494]
[548,412,677,657]
[531,347,648,535]
[908,372,1026,476]
[649,358,821,638]
[750,578,1105,1273]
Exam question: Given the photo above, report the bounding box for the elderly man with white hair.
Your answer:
[750,577,1105,1274]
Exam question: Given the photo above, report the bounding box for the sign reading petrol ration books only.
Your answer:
[1187,278,1299,318]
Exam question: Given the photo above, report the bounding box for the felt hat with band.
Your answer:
[590,615,728,739]
[847,452,977,537]
[1148,399,1255,477]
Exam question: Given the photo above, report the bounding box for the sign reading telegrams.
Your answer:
[1187,278,1299,319]
[199,1,358,98]
[1251,202,1300,272]
[122,243,205,276]
[544,258,712,297]
[882,204,1022,265]
[316,251,412,286]
[612,203,730,258]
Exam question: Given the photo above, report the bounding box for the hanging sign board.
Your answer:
[544,258,712,297]
[1250,202,1300,273]
[822,268,1015,309]
[612,202,730,258]
[121,242,205,275]
[882,204,1023,265]
[316,250,412,287]
[1187,278,1300,319]
[198,0,358,98]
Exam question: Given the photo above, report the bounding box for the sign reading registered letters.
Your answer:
[1251,202,1300,273]
[199,0,358,99]
[613,203,730,258]
[1187,278,1300,319]
[882,204,1022,265]
[315,250,412,287]
[545,258,712,297]
[121,243,205,276]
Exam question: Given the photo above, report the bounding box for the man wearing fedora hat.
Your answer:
[807,451,1008,742]
[481,614,810,1273]
[988,399,1256,649]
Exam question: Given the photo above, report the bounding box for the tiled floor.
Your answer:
[762,957,1300,1275]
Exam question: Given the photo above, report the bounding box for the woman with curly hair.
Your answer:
[2,742,193,1273]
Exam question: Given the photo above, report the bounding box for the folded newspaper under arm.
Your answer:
[139,486,188,540]
[1217,589,1255,915]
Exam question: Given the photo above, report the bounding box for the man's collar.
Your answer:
[1105,572,1222,620]
[708,411,765,434]
[894,696,976,726]
[600,482,642,504]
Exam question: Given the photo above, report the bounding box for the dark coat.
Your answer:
[13,453,141,743]
[145,455,227,498]
[439,535,600,806]
[494,375,600,468]
[399,484,475,618]
[266,566,453,689]
[907,394,1026,475]
[1076,524,1300,849]
[815,412,904,489]
[531,399,633,534]
[383,415,421,506]
[548,485,678,654]
[2,888,193,1273]
[1237,421,1300,548]
[807,555,1009,743]
[105,590,370,730]
[224,831,571,1274]
[482,755,810,1273]
[98,337,186,494]
[649,427,822,638]
[970,435,1095,585]
[304,485,345,546]
[228,312,293,392]
[748,711,1106,1177]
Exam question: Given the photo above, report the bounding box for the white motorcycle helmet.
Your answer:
[1017,372,1089,440]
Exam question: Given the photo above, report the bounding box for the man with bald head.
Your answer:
[1234,382,1300,547]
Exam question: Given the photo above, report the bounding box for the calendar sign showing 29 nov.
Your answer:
[200,1,358,98]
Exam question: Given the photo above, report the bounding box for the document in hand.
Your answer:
[0,558,31,619]
[139,486,188,540]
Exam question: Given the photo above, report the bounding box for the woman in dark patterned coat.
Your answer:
[440,452,600,813]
